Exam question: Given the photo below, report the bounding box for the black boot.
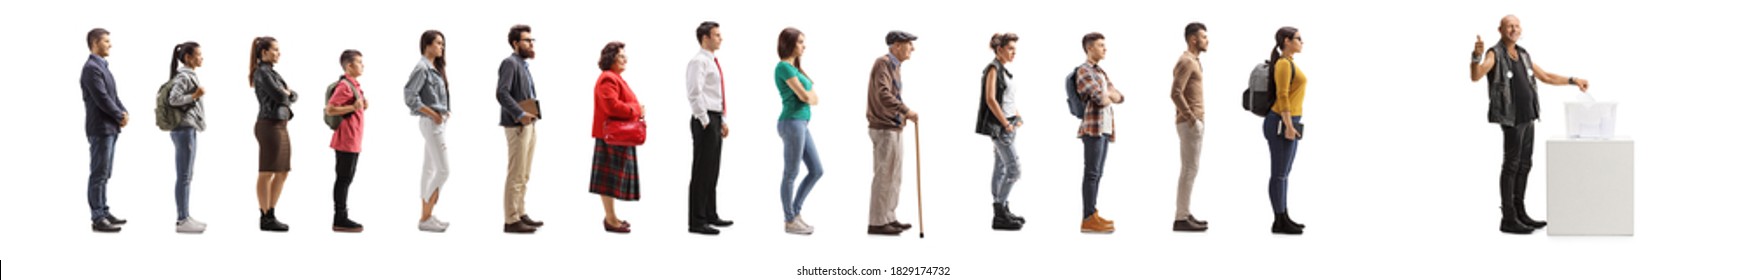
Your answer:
[1271,212,1302,235]
[1001,202,1025,224]
[1499,206,1534,234]
[992,203,1023,230]
[260,208,289,232]
[332,209,363,232]
[1287,214,1306,229]
[1512,191,1547,229]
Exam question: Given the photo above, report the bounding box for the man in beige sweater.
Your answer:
[1171,22,1211,232]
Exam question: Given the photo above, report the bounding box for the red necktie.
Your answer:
[714,57,726,115]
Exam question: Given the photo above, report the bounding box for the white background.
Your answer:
[1,0,1738,278]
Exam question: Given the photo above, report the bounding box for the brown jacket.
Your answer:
[866,54,909,130]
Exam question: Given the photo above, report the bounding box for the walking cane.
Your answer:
[915,120,926,238]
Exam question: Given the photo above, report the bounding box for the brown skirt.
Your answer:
[254,119,292,172]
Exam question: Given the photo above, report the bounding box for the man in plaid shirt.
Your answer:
[1076,32,1124,234]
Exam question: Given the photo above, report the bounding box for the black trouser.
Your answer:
[1498,122,1534,213]
[689,112,724,226]
[335,151,360,212]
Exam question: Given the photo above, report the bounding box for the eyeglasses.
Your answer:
[519,38,537,43]
[1292,36,1304,42]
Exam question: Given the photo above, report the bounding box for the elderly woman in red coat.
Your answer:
[591,41,642,233]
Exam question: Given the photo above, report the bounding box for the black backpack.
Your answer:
[1065,71,1085,119]
[1241,59,1294,117]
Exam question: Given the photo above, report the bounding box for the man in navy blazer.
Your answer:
[81,28,127,233]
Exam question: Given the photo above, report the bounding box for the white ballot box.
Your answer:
[1546,138,1634,236]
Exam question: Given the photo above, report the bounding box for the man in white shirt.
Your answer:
[686,21,733,235]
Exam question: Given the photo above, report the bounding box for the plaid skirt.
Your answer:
[589,139,641,201]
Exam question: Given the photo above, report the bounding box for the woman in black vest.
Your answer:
[976,33,1025,231]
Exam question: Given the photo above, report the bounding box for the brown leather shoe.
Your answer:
[1080,216,1115,233]
[887,221,912,230]
[519,215,545,227]
[867,224,904,235]
[504,221,538,233]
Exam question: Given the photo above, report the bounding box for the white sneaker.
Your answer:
[176,218,207,234]
[431,216,450,228]
[785,220,814,235]
[795,215,815,231]
[419,217,448,232]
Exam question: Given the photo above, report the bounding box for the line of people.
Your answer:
[78,16,1587,236]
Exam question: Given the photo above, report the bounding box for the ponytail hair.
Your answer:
[170,41,199,79]
[420,30,450,93]
[248,36,277,87]
[1271,27,1298,63]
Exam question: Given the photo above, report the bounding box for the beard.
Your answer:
[518,47,537,59]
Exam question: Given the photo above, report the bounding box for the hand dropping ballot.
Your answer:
[1564,92,1616,139]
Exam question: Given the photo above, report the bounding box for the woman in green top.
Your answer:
[775,27,821,235]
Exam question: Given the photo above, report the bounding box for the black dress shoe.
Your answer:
[867,224,904,235]
[689,226,721,235]
[707,219,734,227]
[504,221,538,233]
[519,215,545,227]
[1173,220,1209,232]
[887,221,912,230]
[92,219,123,233]
[1186,215,1208,226]
[104,215,127,225]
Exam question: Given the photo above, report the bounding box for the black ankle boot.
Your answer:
[1284,212,1305,229]
[992,203,1023,230]
[1499,206,1534,234]
[261,208,289,232]
[259,210,272,230]
[1271,212,1302,234]
[333,209,363,232]
[1001,202,1025,224]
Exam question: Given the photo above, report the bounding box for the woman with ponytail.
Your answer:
[249,36,296,232]
[405,30,451,232]
[1264,27,1307,235]
[165,41,206,233]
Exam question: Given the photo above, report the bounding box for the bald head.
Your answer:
[1498,15,1522,44]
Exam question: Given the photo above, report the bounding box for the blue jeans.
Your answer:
[171,128,197,221]
[990,131,1020,203]
[778,119,824,222]
[1263,113,1302,214]
[1081,134,1110,219]
[87,134,118,221]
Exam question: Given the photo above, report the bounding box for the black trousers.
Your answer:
[335,151,360,212]
[1498,122,1534,212]
[689,112,724,226]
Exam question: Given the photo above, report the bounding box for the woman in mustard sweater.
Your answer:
[1265,27,1307,235]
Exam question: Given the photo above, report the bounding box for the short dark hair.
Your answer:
[339,49,362,66]
[1081,32,1105,52]
[508,24,532,46]
[885,30,918,46]
[989,33,1019,52]
[696,21,720,43]
[87,28,109,49]
[598,41,625,71]
[1185,22,1207,39]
